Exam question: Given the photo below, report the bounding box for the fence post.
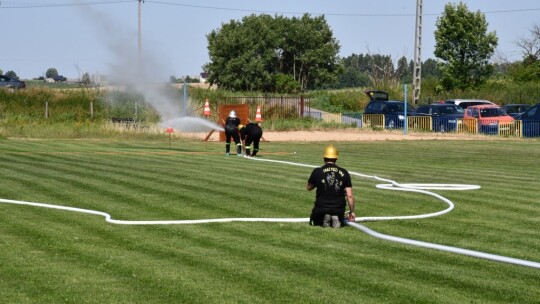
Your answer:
[403,84,408,135]
[183,79,187,116]
[300,95,304,118]
[90,101,94,119]
[45,101,49,119]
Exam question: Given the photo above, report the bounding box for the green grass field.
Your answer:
[0,138,539,303]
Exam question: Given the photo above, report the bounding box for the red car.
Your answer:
[463,105,514,134]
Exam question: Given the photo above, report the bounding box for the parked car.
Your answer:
[363,90,416,129]
[463,105,514,134]
[415,104,464,132]
[501,104,531,118]
[445,99,494,109]
[0,75,26,91]
[515,103,540,137]
[53,75,67,82]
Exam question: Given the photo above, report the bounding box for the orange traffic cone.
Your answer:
[203,99,211,116]
[255,105,262,122]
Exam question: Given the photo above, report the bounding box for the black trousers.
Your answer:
[245,136,261,156]
[309,206,345,226]
[225,129,240,154]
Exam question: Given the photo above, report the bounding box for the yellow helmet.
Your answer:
[323,145,339,159]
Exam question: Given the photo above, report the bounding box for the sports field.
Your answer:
[0,138,539,303]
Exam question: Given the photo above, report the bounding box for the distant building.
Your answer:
[199,72,208,83]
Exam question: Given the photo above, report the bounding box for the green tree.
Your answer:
[421,58,441,79]
[205,14,340,92]
[516,24,540,63]
[274,73,301,93]
[341,53,374,74]
[81,73,92,86]
[510,23,540,82]
[5,71,18,79]
[281,14,341,90]
[367,54,399,89]
[338,53,373,88]
[205,14,276,91]
[434,2,498,90]
[0,68,3,75]
[334,66,369,88]
[339,53,409,88]
[46,68,59,79]
[397,56,412,83]
[509,61,540,82]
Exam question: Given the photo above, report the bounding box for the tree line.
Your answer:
[204,3,539,93]
[205,14,340,93]
[3,3,538,94]
[0,67,94,86]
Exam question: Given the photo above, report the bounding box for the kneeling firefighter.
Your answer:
[306,145,356,228]
[239,122,263,156]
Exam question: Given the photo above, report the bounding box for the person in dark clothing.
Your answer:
[224,110,242,156]
[239,122,263,157]
[307,145,355,228]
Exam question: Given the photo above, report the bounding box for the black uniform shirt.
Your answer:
[308,163,352,210]
[240,123,263,140]
[225,117,240,131]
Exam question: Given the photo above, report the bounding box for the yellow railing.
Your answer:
[319,112,528,137]
[498,121,519,137]
[461,118,478,134]
[515,120,523,137]
[407,116,432,131]
[362,114,385,129]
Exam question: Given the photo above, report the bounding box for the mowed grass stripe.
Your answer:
[0,159,201,225]
[1,139,539,303]
[1,152,311,219]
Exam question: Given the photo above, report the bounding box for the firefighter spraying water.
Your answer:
[224,110,242,156]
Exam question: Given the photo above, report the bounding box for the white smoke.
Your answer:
[77,3,223,132]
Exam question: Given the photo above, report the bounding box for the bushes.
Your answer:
[309,89,367,113]
[0,88,160,124]
[3,80,539,138]
[418,79,540,105]
[263,117,355,131]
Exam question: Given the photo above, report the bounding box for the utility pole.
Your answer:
[138,0,143,65]
[412,0,423,105]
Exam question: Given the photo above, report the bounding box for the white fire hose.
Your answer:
[249,157,540,269]
[1,156,538,269]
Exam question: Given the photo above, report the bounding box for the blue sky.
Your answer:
[1,0,539,80]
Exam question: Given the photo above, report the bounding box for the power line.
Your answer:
[144,1,540,17]
[2,0,540,17]
[0,0,136,9]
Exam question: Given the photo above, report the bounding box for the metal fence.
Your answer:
[221,97,540,137]
[222,96,310,120]
[316,113,540,138]
[309,112,537,138]
[521,120,540,137]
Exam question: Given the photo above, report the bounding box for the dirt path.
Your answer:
[189,129,502,142]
